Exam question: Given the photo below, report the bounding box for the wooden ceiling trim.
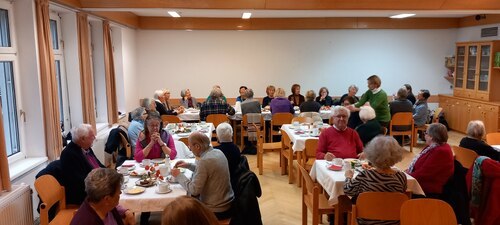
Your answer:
[79,0,500,10]
[459,14,500,27]
[51,0,82,9]
[90,11,139,28]
[138,17,460,30]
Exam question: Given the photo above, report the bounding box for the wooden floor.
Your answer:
[140,130,465,225]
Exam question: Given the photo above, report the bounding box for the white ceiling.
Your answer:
[84,8,500,18]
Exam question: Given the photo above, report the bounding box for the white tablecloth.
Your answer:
[119,159,195,212]
[177,110,200,121]
[491,145,500,152]
[281,124,330,152]
[166,123,214,141]
[229,109,332,121]
[309,160,425,205]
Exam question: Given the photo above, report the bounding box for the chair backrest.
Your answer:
[292,116,314,124]
[161,115,181,124]
[303,139,318,168]
[353,192,408,222]
[271,113,294,128]
[431,107,443,123]
[485,132,500,145]
[298,164,320,197]
[299,112,323,122]
[35,175,66,225]
[452,145,478,169]
[381,126,388,135]
[206,114,229,128]
[242,114,265,130]
[400,199,457,225]
[281,128,292,149]
[389,112,414,134]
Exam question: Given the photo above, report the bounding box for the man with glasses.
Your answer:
[60,123,105,205]
[316,106,364,160]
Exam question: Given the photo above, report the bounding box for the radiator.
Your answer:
[0,184,33,225]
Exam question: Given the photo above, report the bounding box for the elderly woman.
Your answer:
[342,96,362,129]
[162,196,219,225]
[140,98,156,113]
[128,107,148,154]
[404,84,416,105]
[288,84,305,107]
[71,168,134,225]
[270,87,294,115]
[134,112,177,162]
[344,136,406,204]
[199,87,235,121]
[316,106,363,160]
[460,120,499,161]
[337,84,360,105]
[315,87,333,106]
[355,106,382,145]
[262,85,275,108]
[406,123,454,197]
[300,90,321,113]
[215,122,241,188]
[180,89,198,109]
[347,75,391,128]
[236,86,248,102]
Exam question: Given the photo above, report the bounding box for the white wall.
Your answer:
[120,27,137,111]
[456,23,500,42]
[136,29,457,101]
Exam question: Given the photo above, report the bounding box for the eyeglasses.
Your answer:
[334,115,348,119]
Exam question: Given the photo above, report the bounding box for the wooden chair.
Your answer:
[389,112,414,152]
[281,129,297,184]
[161,115,181,124]
[485,132,500,145]
[178,137,189,147]
[240,114,265,150]
[292,117,314,124]
[218,218,231,225]
[256,124,281,175]
[381,126,388,135]
[414,107,443,145]
[350,192,408,225]
[298,139,319,187]
[400,199,457,225]
[206,114,229,145]
[299,112,323,123]
[35,175,76,225]
[452,145,478,169]
[269,113,294,142]
[298,164,335,225]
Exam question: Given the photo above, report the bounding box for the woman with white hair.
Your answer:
[344,136,407,224]
[128,107,148,154]
[215,122,241,187]
[355,106,382,145]
[460,120,499,161]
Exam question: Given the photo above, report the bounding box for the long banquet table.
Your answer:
[119,158,194,212]
[176,108,333,121]
[309,160,425,205]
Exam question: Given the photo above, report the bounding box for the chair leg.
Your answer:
[258,149,263,175]
[302,202,307,225]
[280,150,286,175]
[297,153,302,187]
[312,208,319,225]
[288,153,294,184]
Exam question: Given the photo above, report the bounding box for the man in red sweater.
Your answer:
[316,106,364,160]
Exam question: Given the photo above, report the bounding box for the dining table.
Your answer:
[309,160,425,206]
[165,122,215,141]
[119,158,195,212]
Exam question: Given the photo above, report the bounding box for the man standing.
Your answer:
[171,132,234,220]
[60,124,104,205]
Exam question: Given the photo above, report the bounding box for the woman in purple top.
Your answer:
[270,87,294,115]
[134,112,177,162]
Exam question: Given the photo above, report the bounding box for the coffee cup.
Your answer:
[157,181,170,193]
[142,159,151,167]
[118,166,128,174]
[333,158,343,166]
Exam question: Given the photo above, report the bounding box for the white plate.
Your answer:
[117,165,136,171]
[152,158,165,164]
[299,134,309,137]
[177,133,190,137]
[124,186,145,195]
[155,188,173,194]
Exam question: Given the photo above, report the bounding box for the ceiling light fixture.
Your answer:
[242,12,252,19]
[390,14,415,19]
[168,11,181,18]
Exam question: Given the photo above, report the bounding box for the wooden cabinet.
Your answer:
[439,95,500,133]
[453,41,500,101]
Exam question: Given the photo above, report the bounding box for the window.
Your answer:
[50,13,70,133]
[0,1,21,160]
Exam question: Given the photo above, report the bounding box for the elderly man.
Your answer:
[241,88,261,115]
[316,106,364,160]
[60,124,105,205]
[199,87,235,121]
[171,132,234,220]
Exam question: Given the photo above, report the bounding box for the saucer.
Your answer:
[155,188,172,194]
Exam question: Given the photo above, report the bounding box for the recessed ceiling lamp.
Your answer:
[168,11,181,18]
[242,12,252,19]
[390,14,416,19]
